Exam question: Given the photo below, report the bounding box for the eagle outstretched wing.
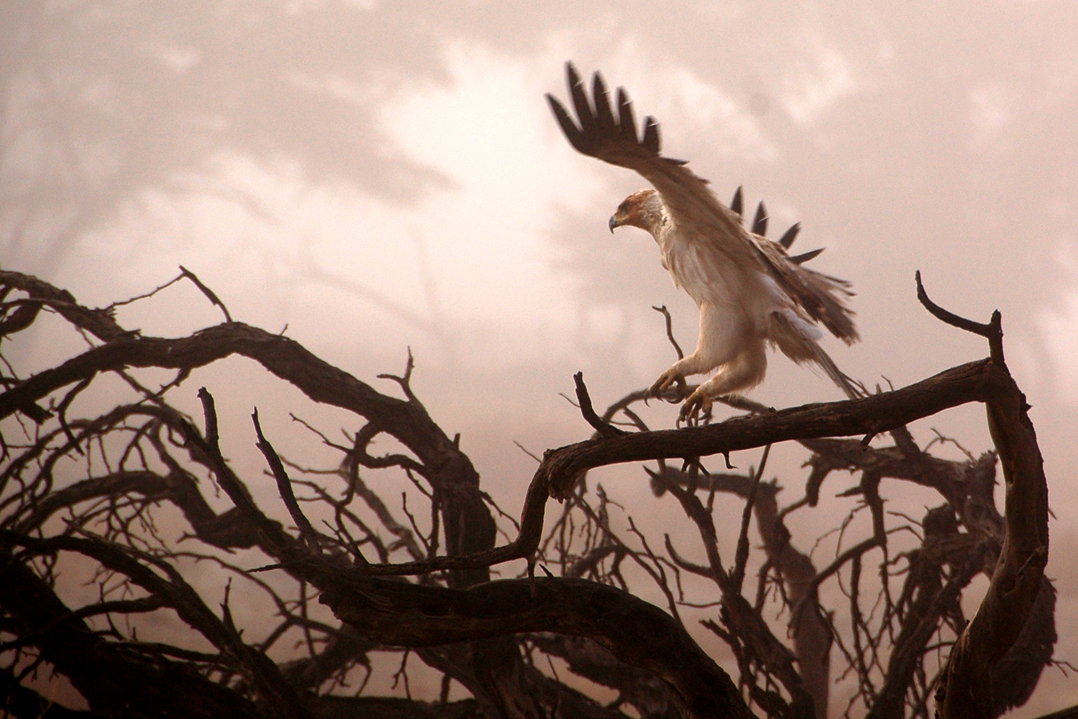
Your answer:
[546,62,859,345]
[546,63,757,270]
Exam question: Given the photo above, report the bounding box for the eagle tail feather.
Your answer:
[771,311,863,400]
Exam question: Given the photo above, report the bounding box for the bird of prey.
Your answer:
[547,63,860,420]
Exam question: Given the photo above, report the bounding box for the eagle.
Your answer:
[547,63,860,420]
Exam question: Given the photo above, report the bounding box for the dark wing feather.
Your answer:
[778,222,801,249]
[592,74,616,132]
[752,201,768,235]
[790,247,824,265]
[569,64,597,135]
[730,186,744,219]
[616,89,637,143]
[642,117,661,154]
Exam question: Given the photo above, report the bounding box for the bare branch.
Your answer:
[574,372,626,438]
[916,271,1003,364]
[180,265,234,323]
[652,304,685,360]
[252,409,320,549]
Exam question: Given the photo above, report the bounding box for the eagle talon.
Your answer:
[678,390,713,425]
[649,369,687,402]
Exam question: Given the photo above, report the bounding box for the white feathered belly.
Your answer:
[662,237,783,333]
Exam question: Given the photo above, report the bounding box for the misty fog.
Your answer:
[3,2,1077,714]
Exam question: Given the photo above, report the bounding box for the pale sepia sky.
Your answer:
[3,1,1077,715]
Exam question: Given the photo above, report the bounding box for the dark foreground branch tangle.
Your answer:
[0,269,1056,719]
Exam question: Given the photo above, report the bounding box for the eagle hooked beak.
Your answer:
[608,210,626,233]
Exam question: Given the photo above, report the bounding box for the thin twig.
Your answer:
[105,272,186,311]
[652,305,684,360]
[915,271,1003,363]
[732,444,771,592]
[56,377,92,455]
[573,372,626,437]
[180,266,233,323]
[252,409,319,549]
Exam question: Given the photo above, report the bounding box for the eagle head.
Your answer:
[609,189,664,236]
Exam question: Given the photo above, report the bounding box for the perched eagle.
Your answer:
[547,63,860,419]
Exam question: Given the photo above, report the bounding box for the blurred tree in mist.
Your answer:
[1,0,457,272]
[0,267,1060,719]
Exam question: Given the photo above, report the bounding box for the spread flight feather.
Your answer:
[547,63,860,418]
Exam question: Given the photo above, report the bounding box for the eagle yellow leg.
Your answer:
[668,342,768,423]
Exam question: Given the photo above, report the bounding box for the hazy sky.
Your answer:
[3,1,1077,715]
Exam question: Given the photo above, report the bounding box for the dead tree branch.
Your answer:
[317,573,753,719]
[0,268,1058,719]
